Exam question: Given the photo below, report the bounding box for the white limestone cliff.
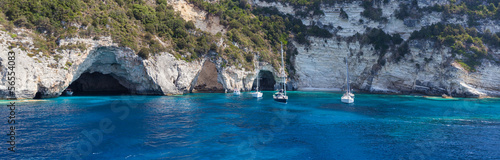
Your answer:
[0,28,261,99]
[252,0,500,97]
[169,0,226,34]
[2,0,500,99]
[291,32,500,97]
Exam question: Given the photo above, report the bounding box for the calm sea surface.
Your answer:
[1,91,499,159]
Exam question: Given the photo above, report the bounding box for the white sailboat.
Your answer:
[233,88,241,96]
[251,71,263,98]
[341,57,354,103]
[64,88,73,96]
[273,42,288,103]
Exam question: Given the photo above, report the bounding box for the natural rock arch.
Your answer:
[64,46,163,96]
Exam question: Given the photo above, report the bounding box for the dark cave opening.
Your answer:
[33,92,42,99]
[252,70,276,91]
[66,72,131,95]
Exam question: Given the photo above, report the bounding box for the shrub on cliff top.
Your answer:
[394,42,410,63]
[361,0,387,22]
[358,28,400,55]
[395,0,423,20]
[138,47,150,59]
[340,8,349,20]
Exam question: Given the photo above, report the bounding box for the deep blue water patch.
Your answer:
[1,92,499,159]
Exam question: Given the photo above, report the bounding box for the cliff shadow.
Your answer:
[252,70,276,91]
[192,61,225,93]
[66,72,131,95]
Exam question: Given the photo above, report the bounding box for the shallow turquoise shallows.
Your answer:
[1,91,499,159]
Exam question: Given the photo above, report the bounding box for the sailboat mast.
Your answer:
[346,57,350,94]
[281,42,286,96]
[256,73,259,92]
[256,65,259,92]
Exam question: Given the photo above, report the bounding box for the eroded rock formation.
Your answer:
[192,61,224,92]
[2,0,500,99]
[0,29,275,99]
[253,0,500,97]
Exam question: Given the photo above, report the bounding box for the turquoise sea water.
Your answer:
[1,91,499,159]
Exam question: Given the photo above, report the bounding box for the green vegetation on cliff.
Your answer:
[258,0,355,17]
[439,0,500,26]
[355,28,403,56]
[1,0,176,58]
[360,0,389,22]
[395,0,424,20]
[2,0,497,73]
[410,23,500,71]
[0,0,333,71]
[395,0,500,27]
[188,0,332,68]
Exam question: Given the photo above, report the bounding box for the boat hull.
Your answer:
[65,91,73,96]
[341,97,354,103]
[273,94,288,103]
[273,98,287,103]
[251,92,263,98]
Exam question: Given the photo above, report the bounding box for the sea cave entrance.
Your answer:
[252,70,276,91]
[66,72,131,95]
[192,61,224,93]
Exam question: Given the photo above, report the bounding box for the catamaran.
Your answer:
[341,57,354,103]
[273,42,288,103]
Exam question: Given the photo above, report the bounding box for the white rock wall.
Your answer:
[216,59,278,92]
[293,36,500,97]
[0,28,263,99]
[293,37,378,90]
[252,0,442,39]
[251,0,500,97]
[143,53,203,94]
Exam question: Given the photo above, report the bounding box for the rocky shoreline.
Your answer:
[0,29,279,99]
[1,28,500,99]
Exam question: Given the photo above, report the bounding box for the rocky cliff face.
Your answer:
[215,58,279,92]
[0,30,165,98]
[255,0,500,97]
[292,35,500,97]
[2,0,500,99]
[169,0,226,34]
[293,38,378,91]
[0,28,274,99]
[252,0,444,39]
